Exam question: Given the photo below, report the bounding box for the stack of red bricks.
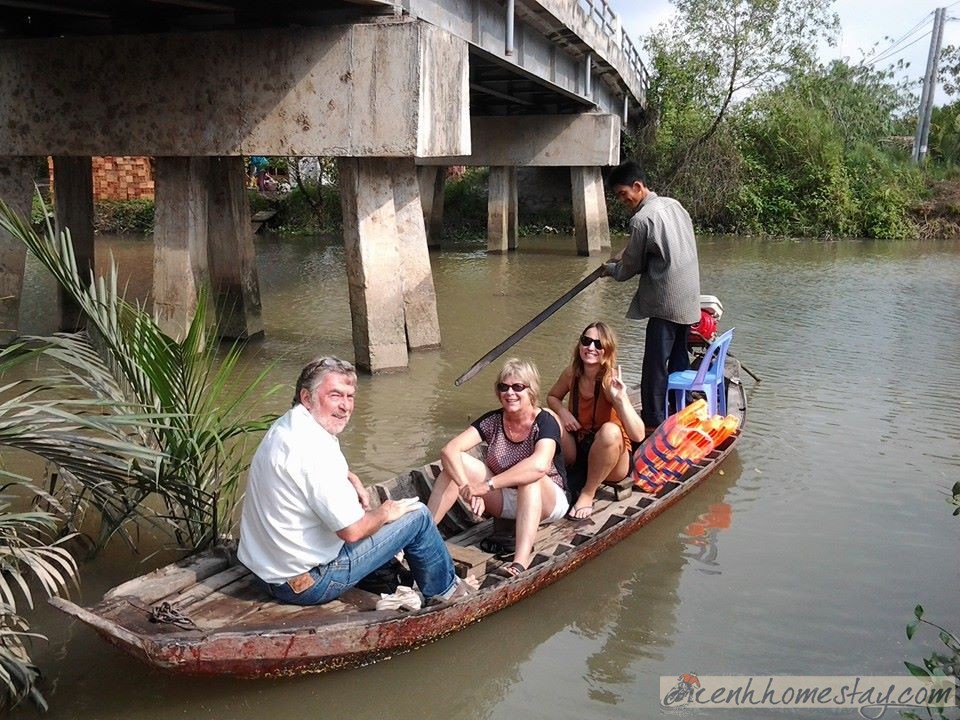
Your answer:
[47,156,156,201]
[92,157,154,200]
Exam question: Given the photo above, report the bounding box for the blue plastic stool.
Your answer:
[665,328,735,416]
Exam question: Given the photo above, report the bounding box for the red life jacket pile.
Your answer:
[632,399,740,494]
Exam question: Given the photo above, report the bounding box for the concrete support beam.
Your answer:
[418,113,620,167]
[0,22,470,159]
[52,156,93,331]
[207,156,263,340]
[429,168,445,247]
[487,166,518,254]
[391,159,441,350]
[0,157,34,345]
[417,165,444,248]
[571,166,610,256]
[338,157,409,373]
[153,157,210,340]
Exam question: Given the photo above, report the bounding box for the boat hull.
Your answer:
[51,378,747,678]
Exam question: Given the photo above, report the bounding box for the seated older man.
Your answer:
[238,356,471,605]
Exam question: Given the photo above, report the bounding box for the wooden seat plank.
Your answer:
[104,551,231,605]
[446,542,493,577]
[158,564,252,609]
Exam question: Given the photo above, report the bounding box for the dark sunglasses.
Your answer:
[579,335,604,350]
[496,382,528,393]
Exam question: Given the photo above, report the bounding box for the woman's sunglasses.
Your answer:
[579,335,604,350]
[496,382,528,393]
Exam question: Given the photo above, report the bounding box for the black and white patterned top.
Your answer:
[471,409,567,490]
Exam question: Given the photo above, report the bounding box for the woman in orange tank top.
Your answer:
[547,321,645,518]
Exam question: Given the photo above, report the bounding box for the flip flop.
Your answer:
[567,503,594,520]
[492,561,527,579]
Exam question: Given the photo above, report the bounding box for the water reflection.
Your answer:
[680,502,733,574]
[578,455,741,707]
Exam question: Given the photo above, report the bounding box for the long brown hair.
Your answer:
[571,321,618,387]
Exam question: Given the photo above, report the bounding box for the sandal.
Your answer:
[492,561,527,579]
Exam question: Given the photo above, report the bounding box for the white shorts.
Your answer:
[498,481,569,523]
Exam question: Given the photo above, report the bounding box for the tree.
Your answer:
[939,44,960,98]
[644,0,839,178]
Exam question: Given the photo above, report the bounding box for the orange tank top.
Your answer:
[568,375,630,449]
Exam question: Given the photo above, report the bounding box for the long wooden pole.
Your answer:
[729,352,761,383]
[455,265,606,386]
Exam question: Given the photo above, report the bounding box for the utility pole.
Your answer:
[913,7,947,163]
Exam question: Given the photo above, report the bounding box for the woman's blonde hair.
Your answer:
[571,321,618,387]
[496,358,541,406]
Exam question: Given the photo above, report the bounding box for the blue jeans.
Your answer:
[641,317,691,427]
[263,504,456,605]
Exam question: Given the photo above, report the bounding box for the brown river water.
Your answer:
[10,231,960,719]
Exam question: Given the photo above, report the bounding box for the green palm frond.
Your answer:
[0,494,78,614]
[0,612,48,712]
[0,482,80,712]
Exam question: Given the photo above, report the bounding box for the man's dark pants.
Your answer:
[641,317,691,428]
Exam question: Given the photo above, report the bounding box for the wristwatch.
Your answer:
[486,477,495,492]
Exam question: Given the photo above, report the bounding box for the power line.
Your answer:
[870,27,936,66]
[868,15,959,69]
[866,14,934,66]
[868,11,934,63]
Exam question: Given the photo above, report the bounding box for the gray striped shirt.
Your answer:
[607,191,701,325]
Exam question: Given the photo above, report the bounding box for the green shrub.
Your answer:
[269,181,341,235]
[95,198,155,234]
[441,168,488,240]
[30,191,53,226]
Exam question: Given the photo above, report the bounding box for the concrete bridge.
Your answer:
[0,0,647,372]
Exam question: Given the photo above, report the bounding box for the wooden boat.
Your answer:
[50,371,747,678]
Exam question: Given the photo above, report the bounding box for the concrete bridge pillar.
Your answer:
[339,157,410,373]
[487,166,518,254]
[208,156,263,340]
[571,166,610,256]
[391,159,441,350]
[153,157,210,340]
[0,157,37,346]
[52,156,94,331]
[417,166,445,249]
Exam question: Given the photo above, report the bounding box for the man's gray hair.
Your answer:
[293,356,356,407]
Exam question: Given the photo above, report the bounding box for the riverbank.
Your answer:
[911,179,960,239]
[76,174,960,241]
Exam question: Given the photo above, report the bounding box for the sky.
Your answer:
[606,0,960,106]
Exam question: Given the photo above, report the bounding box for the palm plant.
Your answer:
[0,196,278,552]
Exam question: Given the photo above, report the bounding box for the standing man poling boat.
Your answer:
[603,160,702,435]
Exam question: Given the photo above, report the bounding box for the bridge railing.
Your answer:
[576,0,649,98]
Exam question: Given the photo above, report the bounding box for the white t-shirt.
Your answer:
[238,404,365,584]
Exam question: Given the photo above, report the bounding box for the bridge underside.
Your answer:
[0,4,636,371]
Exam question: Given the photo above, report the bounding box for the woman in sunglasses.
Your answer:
[547,322,645,519]
[426,358,569,577]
